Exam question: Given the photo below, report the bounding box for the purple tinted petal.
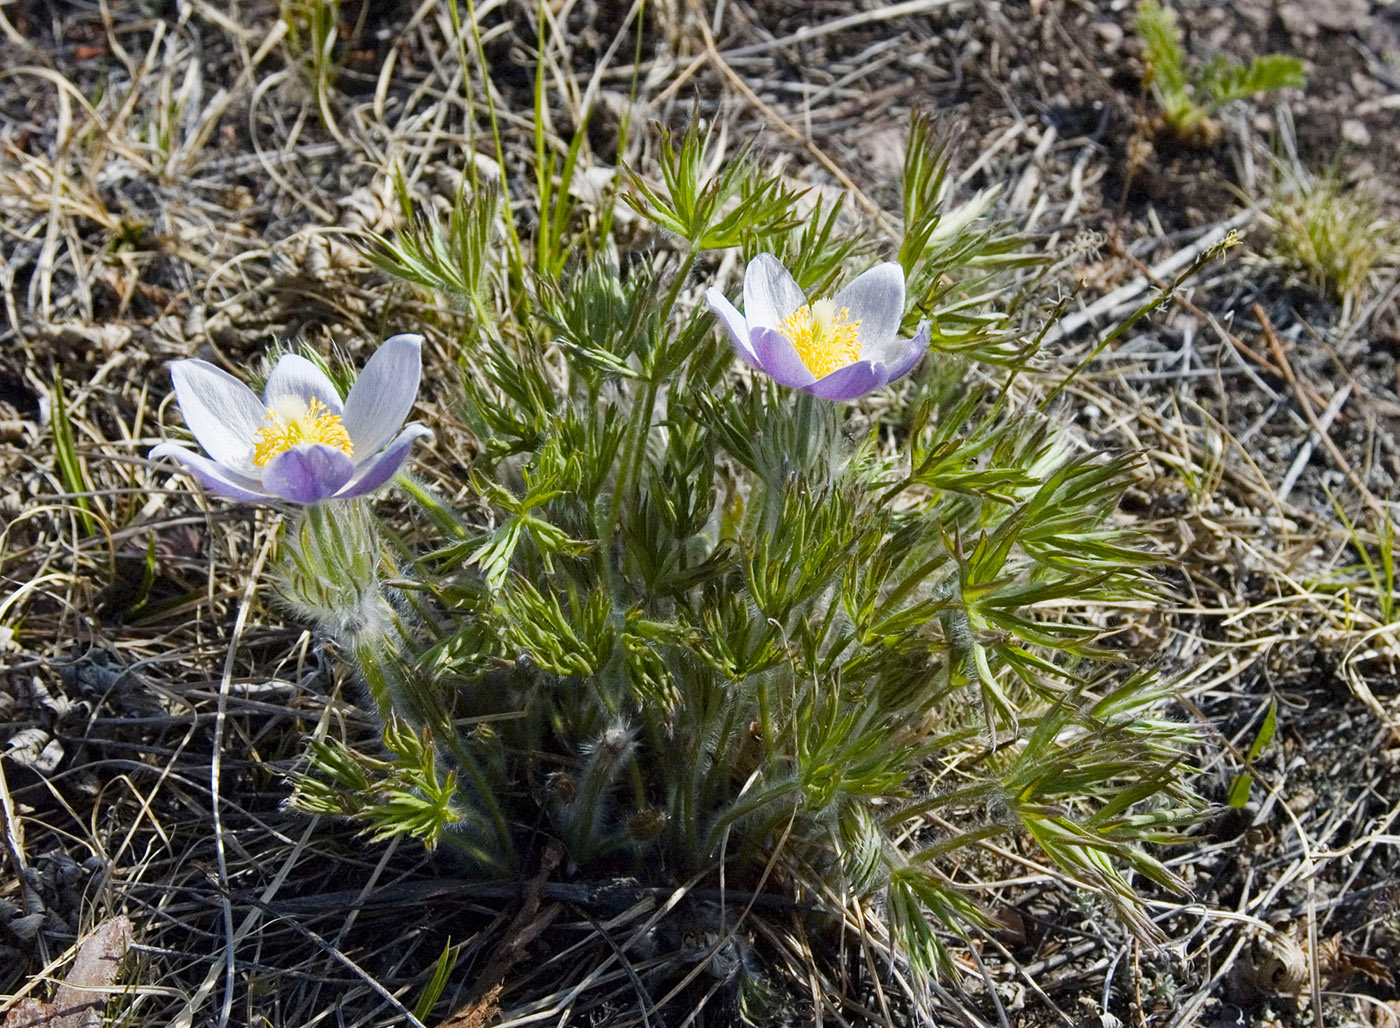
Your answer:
[261,444,356,504]
[751,327,816,388]
[705,288,760,366]
[882,321,931,384]
[832,262,904,352]
[335,424,433,499]
[149,442,271,502]
[343,333,423,457]
[167,360,266,475]
[805,361,887,402]
[743,253,805,332]
[263,355,343,417]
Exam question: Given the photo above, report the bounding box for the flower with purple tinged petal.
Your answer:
[706,254,931,401]
[151,334,433,504]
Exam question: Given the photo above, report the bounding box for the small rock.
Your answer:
[1279,0,1370,34]
[1342,119,1372,147]
[1093,21,1123,49]
[1353,70,1380,97]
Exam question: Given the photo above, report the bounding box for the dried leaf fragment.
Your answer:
[1231,927,1308,999]
[4,916,132,1028]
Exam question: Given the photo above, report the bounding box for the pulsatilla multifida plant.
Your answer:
[156,115,1201,1015]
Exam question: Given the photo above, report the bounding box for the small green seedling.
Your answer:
[1135,0,1305,145]
[1227,698,1277,808]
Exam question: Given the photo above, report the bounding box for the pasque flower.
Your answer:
[706,254,930,401]
[151,333,432,504]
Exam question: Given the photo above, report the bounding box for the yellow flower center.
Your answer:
[252,397,353,467]
[778,298,862,378]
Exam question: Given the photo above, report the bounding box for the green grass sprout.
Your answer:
[50,371,97,536]
[1227,699,1278,808]
[1330,496,1398,625]
[280,0,348,144]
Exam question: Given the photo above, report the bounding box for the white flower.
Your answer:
[151,334,432,504]
[706,254,930,400]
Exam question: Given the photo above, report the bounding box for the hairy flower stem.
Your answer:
[354,623,517,867]
[280,502,518,867]
[599,252,696,588]
[563,726,633,860]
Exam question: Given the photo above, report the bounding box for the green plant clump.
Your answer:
[1265,163,1399,312]
[264,114,1201,1016]
[1135,0,1305,144]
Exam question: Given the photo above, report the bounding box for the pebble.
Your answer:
[1342,119,1372,146]
[1093,22,1123,49]
[1279,0,1371,34]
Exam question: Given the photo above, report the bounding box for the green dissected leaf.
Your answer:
[1201,54,1305,108]
[288,720,471,853]
[887,867,992,977]
[623,118,804,250]
[1136,0,1304,134]
[297,99,1204,994]
[745,484,860,619]
[754,192,874,295]
[534,250,654,382]
[899,110,954,275]
[1135,1,1197,126]
[694,596,780,679]
[363,170,499,317]
[494,580,613,678]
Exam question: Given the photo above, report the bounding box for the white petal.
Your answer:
[167,360,266,475]
[150,442,270,502]
[263,354,343,418]
[337,423,433,498]
[833,262,905,352]
[742,253,806,332]
[705,289,759,365]
[342,333,423,458]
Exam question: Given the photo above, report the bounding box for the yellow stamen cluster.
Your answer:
[778,298,862,378]
[252,398,353,467]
